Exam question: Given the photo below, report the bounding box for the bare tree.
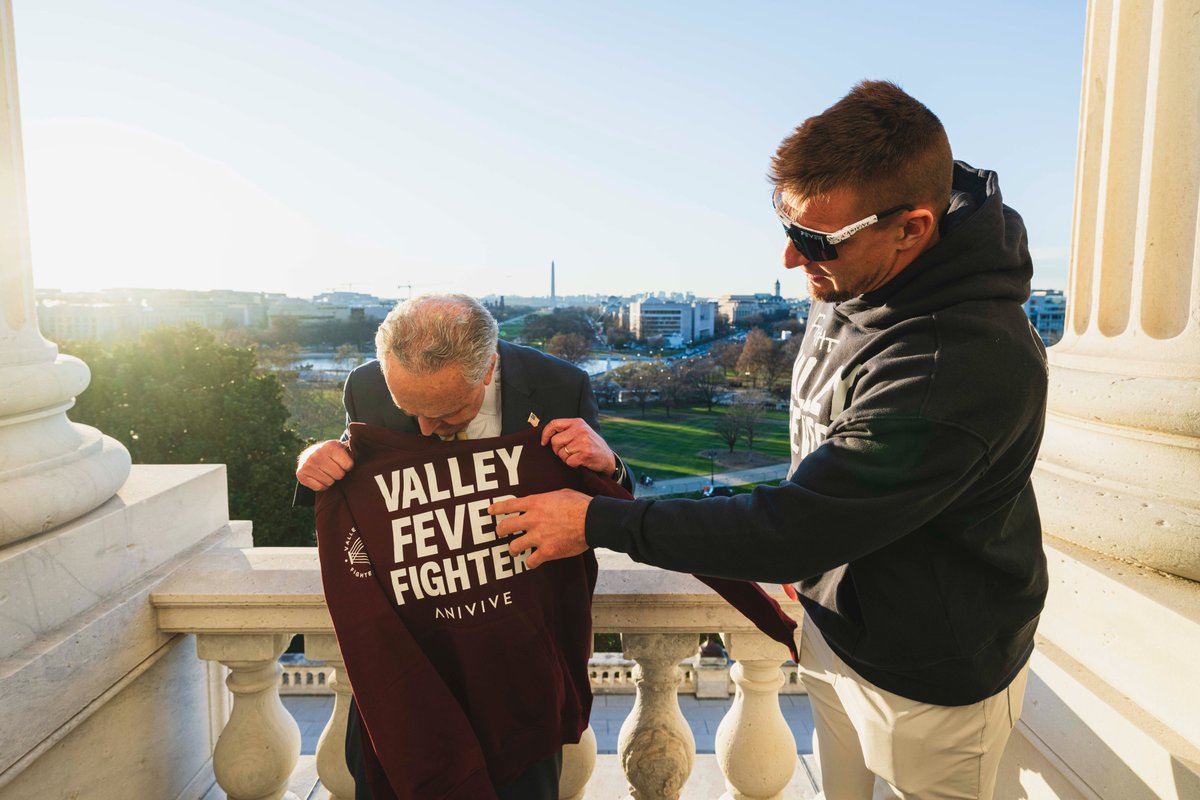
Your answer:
[616,362,660,418]
[715,413,742,453]
[764,336,802,394]
[656,360,689,418]
[710,340,743,373]
[684,358,726,412]
[335,342,361,374]
[546,332,592,364]
[729,392,768,450]
[736,329,778,389]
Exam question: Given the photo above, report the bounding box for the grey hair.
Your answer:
[374,294,499,384]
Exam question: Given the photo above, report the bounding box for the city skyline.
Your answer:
[14,1,1084,299]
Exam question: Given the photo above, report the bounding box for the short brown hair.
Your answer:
[769,80,952,217]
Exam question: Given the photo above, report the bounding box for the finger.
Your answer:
[298,474,329,491]
[541,420,567,446]
[314,462,347,483]
[489,497,527,517]
[495,515,526,538]
[330,445,355,470]
[507,533,536,557]
[524,547,544,570]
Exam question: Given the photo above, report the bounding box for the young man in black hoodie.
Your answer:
[493,81,1049,799]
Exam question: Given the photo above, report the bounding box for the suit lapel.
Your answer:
[498,340,540,435]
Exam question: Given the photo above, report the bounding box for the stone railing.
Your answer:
[283,651,806,698]
[151,546,804,800]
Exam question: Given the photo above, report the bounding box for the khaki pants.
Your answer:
[798,617,1028,800]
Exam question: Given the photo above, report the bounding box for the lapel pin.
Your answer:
[527,412,540,427]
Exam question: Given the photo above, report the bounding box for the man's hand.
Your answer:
[491,489,592,570]
[543,418,617,476]
[296,440,355,491]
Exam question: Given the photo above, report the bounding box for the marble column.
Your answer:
[0,0,130,546]
[1034,0,1200,581]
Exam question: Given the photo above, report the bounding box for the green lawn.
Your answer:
[598,404,790,481]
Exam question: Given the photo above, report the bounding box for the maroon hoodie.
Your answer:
[316,423,796,799]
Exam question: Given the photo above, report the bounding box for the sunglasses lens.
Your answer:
[788,228,837,261]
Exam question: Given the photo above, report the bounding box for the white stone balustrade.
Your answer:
[618,633,697,799]
[716,632,797,800]
[150,548,804,799]
[196,633,301,800]
[303,634,355,800]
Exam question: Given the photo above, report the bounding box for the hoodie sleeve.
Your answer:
[579,470,798,658]
[585,415,989,584]
[315,487,498,800]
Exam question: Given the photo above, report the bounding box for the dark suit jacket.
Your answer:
[294,340,628,506]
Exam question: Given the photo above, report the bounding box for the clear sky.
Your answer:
[14,1,1085,300]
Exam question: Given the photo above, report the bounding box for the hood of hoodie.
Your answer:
[835,161,1033,328]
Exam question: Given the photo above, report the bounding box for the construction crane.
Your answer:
[398,281,450,299]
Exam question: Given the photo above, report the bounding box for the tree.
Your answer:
[715,412,742,452]
[335,342,362,373]
[713,312,732,338]
[545,332,592,364]
[684,358,726,412]
[710,340,743,373]
[729,392,768,450]
[766,336,802,395]
[736,329,778,388]
[655,360,687,418]
[63,325,313,547]
[520,308,594,344]
[614,361,659,417]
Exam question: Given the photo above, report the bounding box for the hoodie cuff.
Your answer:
[585,495,651,554]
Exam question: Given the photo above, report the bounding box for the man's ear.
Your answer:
[896,208,937,252]
[482,353,498,385]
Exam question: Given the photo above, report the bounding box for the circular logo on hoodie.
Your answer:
[343,527,373,579]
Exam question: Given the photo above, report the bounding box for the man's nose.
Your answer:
[782,239,808,269]
[417,417,439,436]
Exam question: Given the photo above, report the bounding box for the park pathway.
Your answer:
[632,461,791,498]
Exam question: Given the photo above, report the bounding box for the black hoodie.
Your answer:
[587,162,1049,705]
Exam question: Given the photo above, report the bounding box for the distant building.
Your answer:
[717,293,789,325]
[34,287,400,341]
[1024,289,1066,346]
[36,288,267,341]
[628,298,717,344]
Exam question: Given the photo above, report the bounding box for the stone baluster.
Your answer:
[560,724,597,800]
[714,632,795,800]
[305,634,355,800]
[0,0,131,547]
[617,633,696,799]
[196,633,301,800]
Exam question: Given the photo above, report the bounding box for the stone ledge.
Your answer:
[1023,636,1200,800]
[0,463,230,658]
[1038,536,1200,745]
[152,548,804,635]
[0,522,245,779]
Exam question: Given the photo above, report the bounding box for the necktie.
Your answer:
[453,430,470,441]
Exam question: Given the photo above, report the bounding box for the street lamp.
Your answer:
[699,449,717,485]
